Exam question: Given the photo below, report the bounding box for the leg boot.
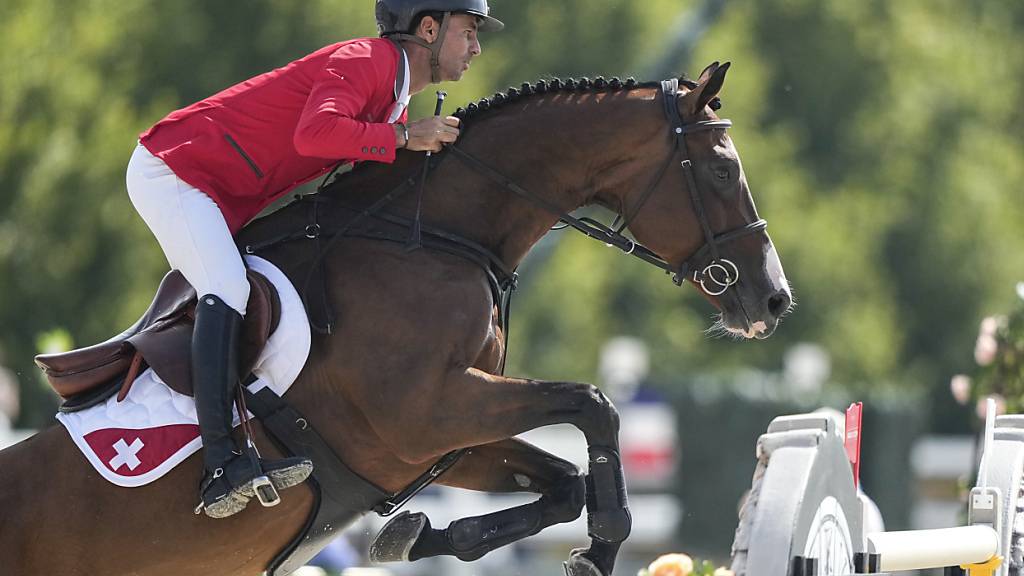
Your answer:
[193,294,312,518]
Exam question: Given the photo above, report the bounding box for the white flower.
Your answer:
[975,334,998,366]
[713,568,735,576]
[980,316,1001,338]
[647,553,694,576]
[975,317,1001,366]
[950,374,971,405]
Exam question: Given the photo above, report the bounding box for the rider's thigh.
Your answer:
[126,144,250,315]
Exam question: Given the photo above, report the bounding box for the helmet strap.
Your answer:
[390,11,450,84]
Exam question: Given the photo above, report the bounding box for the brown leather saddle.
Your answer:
[35,269,281,404]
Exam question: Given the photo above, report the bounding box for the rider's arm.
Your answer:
[294,41,400,163]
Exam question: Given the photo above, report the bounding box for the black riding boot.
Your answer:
[193,294,313,518]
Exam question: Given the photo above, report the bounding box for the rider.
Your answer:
[125,0,503,519]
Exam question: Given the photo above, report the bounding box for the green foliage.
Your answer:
[509,0,1024,435]
[1,0,1023,432]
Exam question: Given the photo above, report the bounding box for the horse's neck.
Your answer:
[421,92,660,269]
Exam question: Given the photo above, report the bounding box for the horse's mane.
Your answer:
[311,75,702,193]
[453,75,701,125]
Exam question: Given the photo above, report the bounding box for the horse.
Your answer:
[0,61,791,576]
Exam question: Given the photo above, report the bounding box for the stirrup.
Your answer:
[252,474,281,507]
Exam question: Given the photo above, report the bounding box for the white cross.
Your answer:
[109,437,145,471]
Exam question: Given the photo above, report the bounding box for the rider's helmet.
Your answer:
[375,0,503,84]
[375,0,504,37]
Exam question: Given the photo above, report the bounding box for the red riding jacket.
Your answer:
[140,38,409,233]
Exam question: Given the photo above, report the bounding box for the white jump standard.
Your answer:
[730,401,1022,576]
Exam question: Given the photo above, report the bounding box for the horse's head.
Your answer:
[613,62,792,339]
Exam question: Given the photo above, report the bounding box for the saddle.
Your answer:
[35,269,280,403]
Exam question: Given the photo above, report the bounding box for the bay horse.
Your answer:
[0,62,791,576]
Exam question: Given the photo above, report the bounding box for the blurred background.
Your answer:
[2,0,1024,574]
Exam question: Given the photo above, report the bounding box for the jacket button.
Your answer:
[362,146,369,153]
[370,146,378,154]
[380,147,387,155]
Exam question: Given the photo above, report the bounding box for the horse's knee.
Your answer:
[577,384,620,442]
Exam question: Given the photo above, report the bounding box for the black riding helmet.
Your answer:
[376,0,504,35]
[375,0,503,83]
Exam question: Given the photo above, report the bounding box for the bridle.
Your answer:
[248,77,770,336]
[447,78,768,297]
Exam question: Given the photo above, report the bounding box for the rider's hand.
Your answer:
[403,116,461,153]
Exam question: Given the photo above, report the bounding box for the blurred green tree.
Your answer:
[1,0,1022,435]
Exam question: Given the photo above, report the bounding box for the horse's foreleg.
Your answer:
[371,438,584,562]
[365,369,629,575]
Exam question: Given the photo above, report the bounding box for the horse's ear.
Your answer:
[685,61,730,116]
[695,61,720,85]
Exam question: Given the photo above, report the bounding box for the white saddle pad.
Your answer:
[56,255,311,487]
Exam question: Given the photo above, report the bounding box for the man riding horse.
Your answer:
[127,0,503,519]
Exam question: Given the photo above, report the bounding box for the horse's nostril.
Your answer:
[767,291,792,319]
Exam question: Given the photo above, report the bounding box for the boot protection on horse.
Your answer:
[585,447,632,543]
[193,294,312,518]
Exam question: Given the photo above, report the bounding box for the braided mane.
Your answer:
[453,76,707,124]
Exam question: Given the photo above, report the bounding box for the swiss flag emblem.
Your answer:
[84,425,200,477]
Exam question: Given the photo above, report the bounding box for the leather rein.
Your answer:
[244,78,769,333]
[447,78,768,297]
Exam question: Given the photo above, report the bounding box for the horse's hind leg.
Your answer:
[370,438,585,562]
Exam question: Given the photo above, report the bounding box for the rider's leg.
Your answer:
[126,144,311,518]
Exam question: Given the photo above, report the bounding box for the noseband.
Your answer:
[446,78,768,296]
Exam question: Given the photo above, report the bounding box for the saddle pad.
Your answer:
[55,256,311,488]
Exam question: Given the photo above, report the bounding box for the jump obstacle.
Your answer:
[730,400,1021,576]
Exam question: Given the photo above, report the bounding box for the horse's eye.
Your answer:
[714,167,731,181]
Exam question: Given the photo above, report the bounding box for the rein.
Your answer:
[447,78,768,296]
[242,176,517,337]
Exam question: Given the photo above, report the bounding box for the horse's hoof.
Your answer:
[369,511,427,563]
[563,549,604,576]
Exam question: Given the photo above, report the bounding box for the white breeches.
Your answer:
[126,144,249,315]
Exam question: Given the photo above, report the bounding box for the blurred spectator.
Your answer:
[599,336,660,404]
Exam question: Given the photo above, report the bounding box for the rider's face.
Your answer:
[437,14,481,82]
